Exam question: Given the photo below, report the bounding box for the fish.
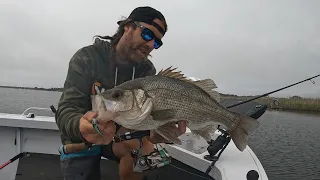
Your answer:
[91,67,260,152]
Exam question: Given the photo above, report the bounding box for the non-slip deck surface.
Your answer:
[15,153,214,180]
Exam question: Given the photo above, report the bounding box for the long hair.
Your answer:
[93,18,136,48]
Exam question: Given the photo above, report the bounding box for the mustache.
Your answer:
[135,45,152,53]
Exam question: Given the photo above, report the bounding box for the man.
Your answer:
[55,6,187,180]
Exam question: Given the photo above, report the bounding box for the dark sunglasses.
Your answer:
[134,22,163,49]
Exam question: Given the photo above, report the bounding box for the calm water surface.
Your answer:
[0,87,319,180]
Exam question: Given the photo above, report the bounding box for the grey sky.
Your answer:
[0,0,319,98]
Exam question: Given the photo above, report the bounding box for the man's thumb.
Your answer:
[83,111,98,122]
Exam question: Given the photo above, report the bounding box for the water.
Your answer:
[248,110,320,180]
[0,87,61,116]
[0,87,319,180]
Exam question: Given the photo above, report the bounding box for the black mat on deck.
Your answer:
[15,153,214,180]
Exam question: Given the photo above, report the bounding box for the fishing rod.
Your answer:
[226,73,320,109]
[0,152,29,170]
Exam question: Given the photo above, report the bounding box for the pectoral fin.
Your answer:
[155,122,182,145]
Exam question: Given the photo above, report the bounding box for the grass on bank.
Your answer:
[221,94,320,113]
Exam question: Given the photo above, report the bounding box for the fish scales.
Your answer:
[147,88,237,128]
[136,76,239,127]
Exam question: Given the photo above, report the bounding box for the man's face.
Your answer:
[118,18,166,63]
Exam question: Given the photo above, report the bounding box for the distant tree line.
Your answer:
[0,85,64,92]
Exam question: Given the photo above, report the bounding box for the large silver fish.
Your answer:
[92,67,260,151]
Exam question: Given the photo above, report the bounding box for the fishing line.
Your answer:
[247,98,282,149]
[252,114,278,149]
[226,73,320,108]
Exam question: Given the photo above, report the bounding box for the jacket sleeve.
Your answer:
[55,48,93,143]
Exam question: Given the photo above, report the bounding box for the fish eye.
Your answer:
[112,89,123,99]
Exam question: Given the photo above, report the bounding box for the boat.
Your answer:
[0,97,269,180]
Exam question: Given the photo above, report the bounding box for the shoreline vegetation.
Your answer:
[1,85,319,113]
[0,85,63,92]
[220,94,320,113]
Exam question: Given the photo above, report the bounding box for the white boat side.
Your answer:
[0,108,269,180]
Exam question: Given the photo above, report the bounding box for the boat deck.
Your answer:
[15,153,214,180]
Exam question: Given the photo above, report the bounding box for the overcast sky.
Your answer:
[0,0,319,98]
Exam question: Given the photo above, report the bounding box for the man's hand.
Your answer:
[148,120,187,144]
[117,137,155,180]
[79,111,116,145]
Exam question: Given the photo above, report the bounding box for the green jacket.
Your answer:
[55,38,156,145]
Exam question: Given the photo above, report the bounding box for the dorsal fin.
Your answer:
[157,66,192,82]
[193,79,220,102]
[157,67,220,102]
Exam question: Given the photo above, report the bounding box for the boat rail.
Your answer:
[21,107,53,116]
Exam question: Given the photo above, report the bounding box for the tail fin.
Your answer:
[229,114,260,151]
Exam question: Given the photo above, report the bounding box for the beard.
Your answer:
[117,33,150,64]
